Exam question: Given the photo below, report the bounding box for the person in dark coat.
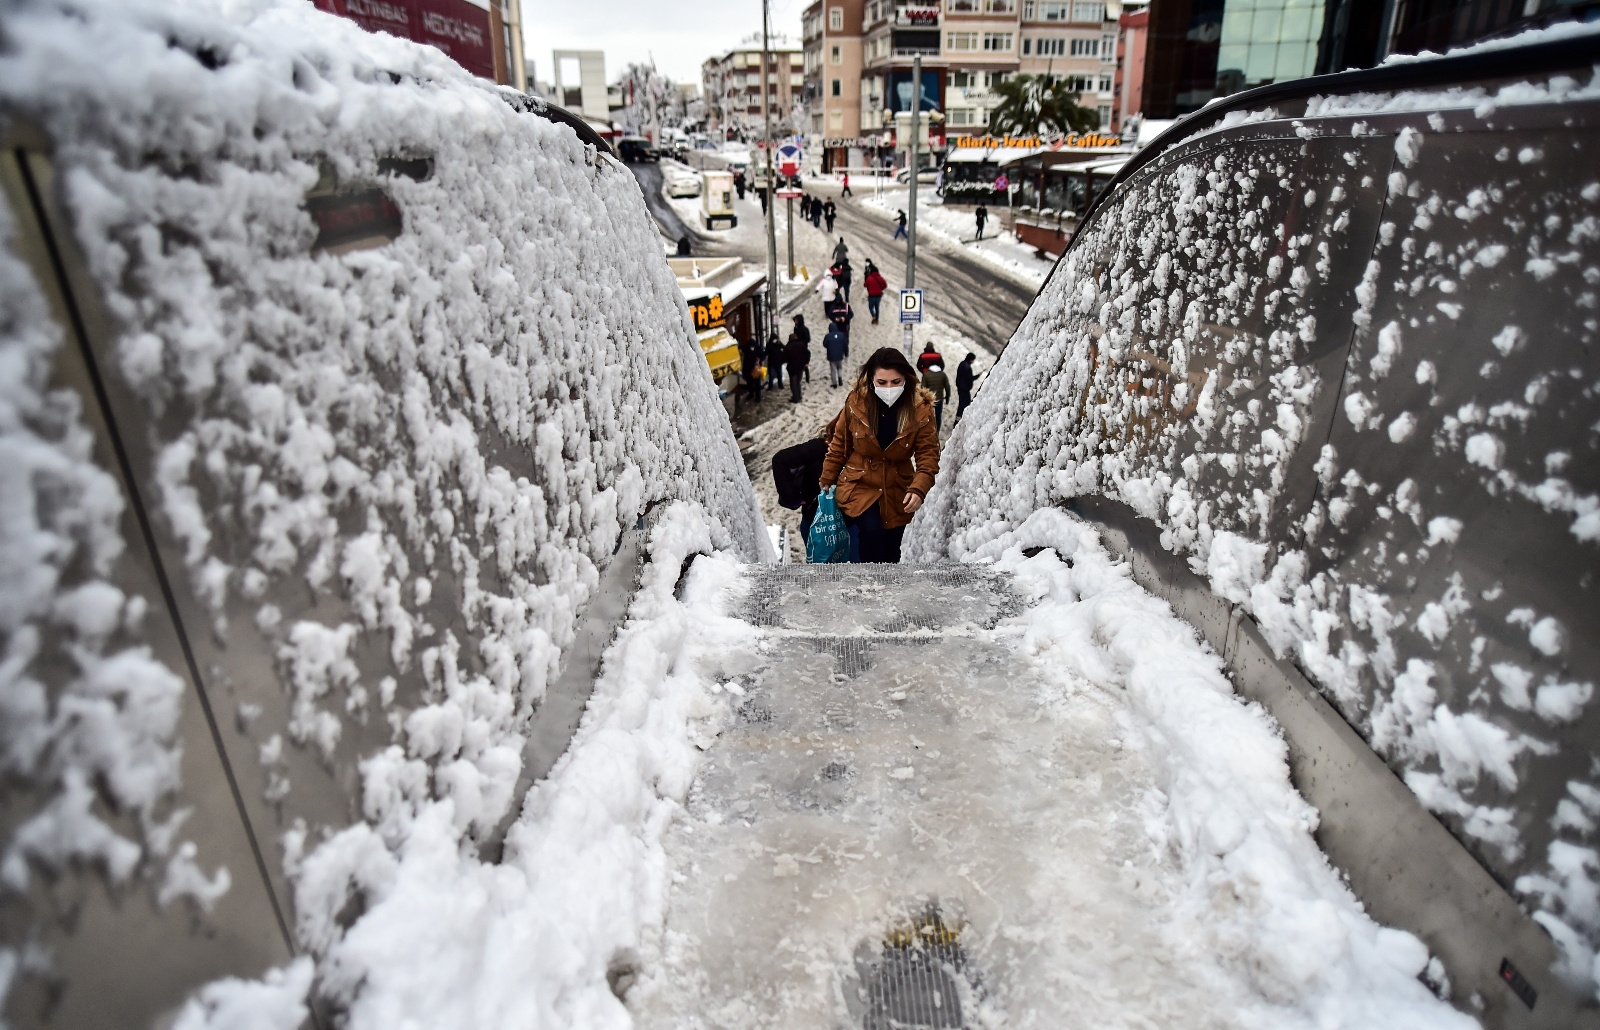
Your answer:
[772,434,830,547]
[766,332,785,391]
[740,334,765,405]
[824,198,837,233]
[823,319,850,387]
[916,341,943,374]
[791,314,812,382]
[893,209,907,240]
[811,198,822,228]
[801,194,811,220]
[784,331,810,403]
[834,257,853,303]
[676,235,692,256]
[955,352,976,421]
[734,170,746,199]
[974,204,988,241]
[832,237,849,266]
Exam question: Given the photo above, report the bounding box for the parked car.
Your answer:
[617,136,658,162]
[665,172,703,198]
[895,166,938,185]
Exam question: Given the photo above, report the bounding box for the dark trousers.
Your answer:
[956,390,971,420]
[826,217,835,233]
[934,400,944,430]
[867,295,881,320]
[846,502,904,563]
[789,367,804,402]
[768,362,783,388]
[799,497,818,543]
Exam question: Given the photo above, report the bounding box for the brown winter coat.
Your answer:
[819,385,941,529]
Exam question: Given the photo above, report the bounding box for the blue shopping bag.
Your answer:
[806,487,850,564]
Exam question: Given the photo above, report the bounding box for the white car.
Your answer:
[665,173,702,198]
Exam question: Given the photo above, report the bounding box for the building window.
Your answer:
[1069,37,1097,56]
[830,109,844,128]
[982,32,1013,51]
[1098,75,1112,92]
[1102,32,1116,60]
[1034,37,1066,56]
[1097,104,1111,127]
[1038,1,1069,20]
[949,107,976,126]
[831,45,841,63]
[830,6,843,30]
[1072,1,1104,22]
[793,73,805,86]
[832,78,842,96]
[947,31,979,50]
[1024,0,1035,16]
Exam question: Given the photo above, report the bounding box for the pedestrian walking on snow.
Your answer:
[739,333,765,405]
[811,199,822,229]
[784,331,810,404]
[832,237,849,267]
[766,333,785,391]
[863,261,887,323]
[916,341,944,374]
[734,170,746,199]
[921,363,950,430]
[841,171,852,197]
[772,430,832,547]
[893,209,907,241]
[818,348,941,564]
[974,204,988,241]
[834,257,853,303]
[823,320,849,387]
[801,194,811,220]
[955,352,976,421]
[815,270,839,311]
[824,199,837,234]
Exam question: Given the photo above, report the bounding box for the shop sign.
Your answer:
[315,0,495,81]
[821,138,884,149]
[951,132,1125,150]
[688,294,727,330]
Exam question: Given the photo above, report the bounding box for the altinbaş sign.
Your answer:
[687,294,727,330]
[952,132,1124,149]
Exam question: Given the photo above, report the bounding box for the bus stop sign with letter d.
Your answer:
[899,289,923,324]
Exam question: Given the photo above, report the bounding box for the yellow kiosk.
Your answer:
[669,256,769,387]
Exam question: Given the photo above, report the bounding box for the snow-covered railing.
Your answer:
[913,28,1600,1027]
[0,1,767,1025]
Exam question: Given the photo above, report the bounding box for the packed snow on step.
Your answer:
[0,0,763,1020]
[628,507,1471,1029]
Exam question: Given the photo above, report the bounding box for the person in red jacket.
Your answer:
[916,341,943,373]
[863,260,888,324]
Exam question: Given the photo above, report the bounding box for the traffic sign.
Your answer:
[994,174,1010,191]
[899,289,923,324]
[776,143,803,179]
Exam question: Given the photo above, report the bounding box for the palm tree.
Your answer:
[987,74,1099,138]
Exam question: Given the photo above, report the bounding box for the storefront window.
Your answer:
[1215,0,1325,96]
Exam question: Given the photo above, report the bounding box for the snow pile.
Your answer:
[297,503,749,1028]
[976,510,1474,1028]
[0,0,766,1019]
[909,71,1600,994]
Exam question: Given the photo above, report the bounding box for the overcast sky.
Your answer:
[521,0,808,86]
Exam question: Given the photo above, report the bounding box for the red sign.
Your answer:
[315,0,495,81]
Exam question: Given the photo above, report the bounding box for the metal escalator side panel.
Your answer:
[0,129,294,1029]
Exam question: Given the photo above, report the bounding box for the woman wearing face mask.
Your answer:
[818,347,941,563]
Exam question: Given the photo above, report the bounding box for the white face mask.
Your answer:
[874,385,905,407]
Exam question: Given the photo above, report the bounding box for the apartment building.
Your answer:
[701,47,806,139]
[1016,0,1118,129]
[803,0,867,163]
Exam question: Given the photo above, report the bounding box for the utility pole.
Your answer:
[762,0,779,348]
[904,52,921,359]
